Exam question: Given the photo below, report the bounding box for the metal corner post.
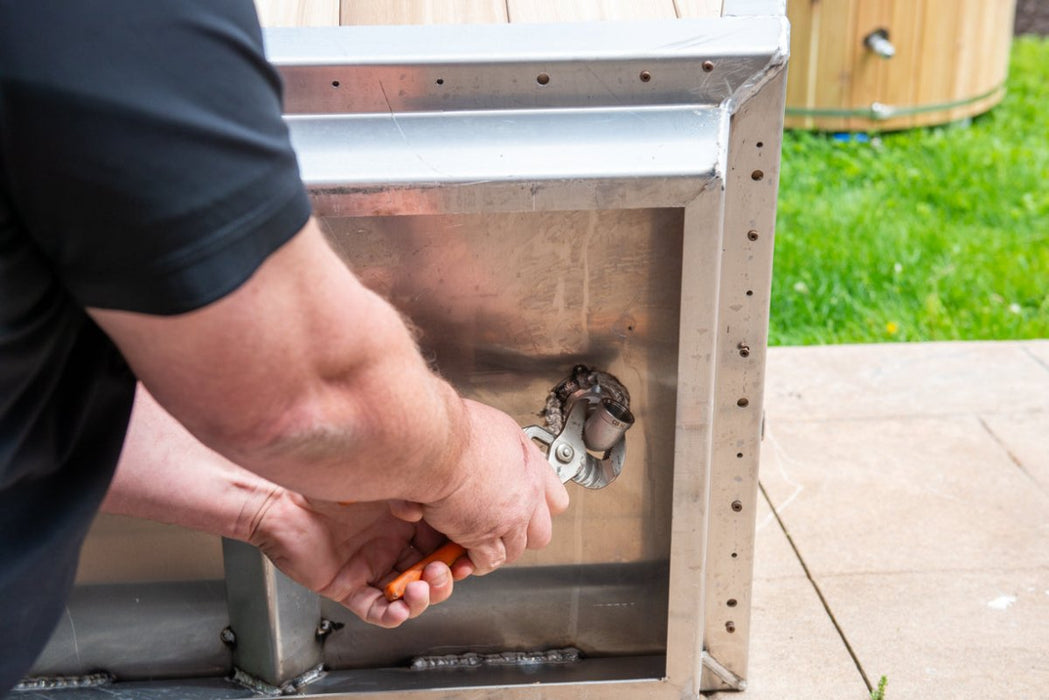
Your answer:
[701,14,790,694]
[222,538,324,689]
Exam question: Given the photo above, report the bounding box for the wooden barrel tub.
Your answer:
[786,0,1017,131]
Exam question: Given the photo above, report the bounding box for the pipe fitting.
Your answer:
[864,28,896,59]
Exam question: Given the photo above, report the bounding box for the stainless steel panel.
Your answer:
[321,209,682,568]
[27,582,229,680]
[320,563,668,670]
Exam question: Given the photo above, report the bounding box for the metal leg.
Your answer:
[221,538,323,689]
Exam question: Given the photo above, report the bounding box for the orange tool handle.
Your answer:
[383,541,466,602]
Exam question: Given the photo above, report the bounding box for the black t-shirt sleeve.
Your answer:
[0,0,311,315]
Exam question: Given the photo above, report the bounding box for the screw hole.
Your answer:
[435,78,444,86]
[703,60,715,72]
[731,552,738,558]
[756,141,764,148]
[639,70,652,82]
[737,398,749,408]
[746,290,754,297]
[736,452,743,458]
[727,598,738,607]
[747,230,759,241]
[751,170,764,181]
[331,80,340,88]
[537,73,550,85]
[731,500,743,512]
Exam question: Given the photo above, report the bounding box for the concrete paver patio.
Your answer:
[714,340,1049,699]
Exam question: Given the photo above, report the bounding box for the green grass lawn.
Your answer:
[769,36,1049,346]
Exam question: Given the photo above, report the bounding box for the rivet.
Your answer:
[703,61,715,72]
[220,627,236,648]
[747,230,760,241]
[537,73,551,85]
[316,618,344,640]
[738,343,751,358]
[727,598,738,607]
[555,444,575,463]
[725,621,736,633]
[737,397,749,407]
[751,170,764,181]
[731,500,743,512]
[639,70,652,82]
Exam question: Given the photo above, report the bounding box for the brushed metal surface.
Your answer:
[322,208,681,570]
[27,582,230,680]
[320,563,669,670]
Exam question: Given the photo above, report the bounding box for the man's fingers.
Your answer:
[543,464,571,515]
[525,504,553,551]
[388,499,425,522]
[400,579,431,618]
[466,538,507,576]
[421,562,454,606]
[450,555,474,581]
[344,587,409,629]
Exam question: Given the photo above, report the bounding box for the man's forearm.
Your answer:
[102,383,277,543]
[90,221,468,508]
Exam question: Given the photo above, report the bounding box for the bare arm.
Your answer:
[100,383,277,542]
[103,384,459,627]
[90,219,568,572]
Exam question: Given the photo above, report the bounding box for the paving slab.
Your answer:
[980,410,1049,497]
[764,341,1049,422]
[819,569,1049,700]
[1024,340,1049,371]
[760,415,1049,576]
[747,340,1049,699]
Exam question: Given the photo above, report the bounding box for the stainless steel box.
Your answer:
[28,5,787,698]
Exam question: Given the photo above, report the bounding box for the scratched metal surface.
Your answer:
[7,680,253,700]
[323,209,682,566]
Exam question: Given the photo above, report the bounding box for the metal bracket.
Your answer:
[701,651,748,691]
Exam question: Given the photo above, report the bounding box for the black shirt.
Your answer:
[0,1,311,690]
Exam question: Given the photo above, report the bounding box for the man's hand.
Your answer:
[389,400,570,575]
[247,494,466,628]
[103,384,465,628]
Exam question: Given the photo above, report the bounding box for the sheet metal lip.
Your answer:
[289,105,724,192]
[265,17,787,115]
[263,17,786,67]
